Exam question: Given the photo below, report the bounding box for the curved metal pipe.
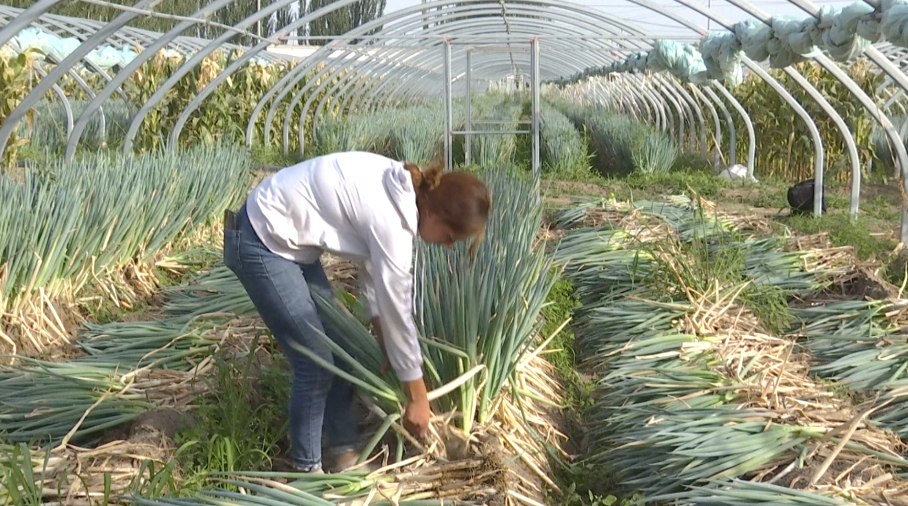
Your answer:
[0,0,57,47]
[711,82,755,175]
[675,0,827,215]
[303,41,611,154]
[652,76,686,145]
[274,7,636,148]
[358,29,606,118]
[121,0,298,154]
[631,75,663,130]
[167,0,374,150]
[659,75,705,154]
[688,84,722,167]
[0,0,160,161]
[747,60,825,208]
[788,0,908,227]
[702,85,735,168]
[41,54,105,142]
[11,12,135,112]
[31,65,74,150]
[251,0,658,147]
[722,0,863,217]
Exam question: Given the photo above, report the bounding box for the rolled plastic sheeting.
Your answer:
[3,26,275,70]
[882,0,908,48]
[819,3,874,62]
[766,16,822,68]
[547,1,908,88]
[8,26,139,69]
[700,32,744,87]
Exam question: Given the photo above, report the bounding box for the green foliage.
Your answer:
[557,103,679,177]
[124,51,330,154]
[174,346,290,491]
[540,276,580,375]
[0,48,39,169]
[22,99,130,153]
[309,101,447,164]
[416,166,557,430]
[783,213,895,262]
[5,48,358,159]
[540,101,593,179]
[618,163,725,200]
[727,59,883,183]
[631,128,681,174]
[469,93,524,167]
[0,444,59,506]
[0,144,250,321]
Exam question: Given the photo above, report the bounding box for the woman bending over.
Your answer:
[222,151,491,473]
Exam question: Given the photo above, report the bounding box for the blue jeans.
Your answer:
[223,203,358,471]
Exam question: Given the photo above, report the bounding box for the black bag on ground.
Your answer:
[787,179,826,215]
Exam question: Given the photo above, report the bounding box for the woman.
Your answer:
[222,151,491,474]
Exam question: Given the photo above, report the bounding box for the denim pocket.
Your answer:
[223,229,242,272]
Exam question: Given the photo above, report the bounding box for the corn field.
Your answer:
[1,48,361,164]
[728,60,884,183]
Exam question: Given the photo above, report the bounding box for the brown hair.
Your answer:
[403,159,491,258]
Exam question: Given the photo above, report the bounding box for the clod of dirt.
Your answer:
[130,408,197,440]
[821,266,901,301]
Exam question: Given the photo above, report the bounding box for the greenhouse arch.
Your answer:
[3,0,908,237]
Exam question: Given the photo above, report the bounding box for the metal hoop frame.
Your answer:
[3,0,908,240]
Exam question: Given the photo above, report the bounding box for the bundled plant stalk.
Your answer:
[556,197,908,505]
[555,101,679,176]
[0,263,274,505]
[0,144,250,359]
[309,101,452,164]
[468,93,524,168]
[539,100,591,179]
[792,300,908,440]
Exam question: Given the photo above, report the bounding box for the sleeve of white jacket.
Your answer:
[366,226,423,383]
[357,259,380,318]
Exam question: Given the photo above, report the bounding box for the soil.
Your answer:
[542,180,618,199]
[95,407,195,464]
[820,266,902,300]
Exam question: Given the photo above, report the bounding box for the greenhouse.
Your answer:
[2,0,908,505]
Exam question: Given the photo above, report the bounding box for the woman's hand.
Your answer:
[403,378,431,439]
[369,317,430,438]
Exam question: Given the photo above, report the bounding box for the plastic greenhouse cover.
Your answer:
[5,26,273,69]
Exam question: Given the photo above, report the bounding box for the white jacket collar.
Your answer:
[383,162,419,236]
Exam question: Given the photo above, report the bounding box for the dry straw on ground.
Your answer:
[679,291,908,505]
[2,253,568,506]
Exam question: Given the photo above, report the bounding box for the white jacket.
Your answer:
[245,151,423,382]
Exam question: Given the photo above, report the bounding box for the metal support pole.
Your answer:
[443,40,453,170]
[465,48,472,166]
[530,36,541,178]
